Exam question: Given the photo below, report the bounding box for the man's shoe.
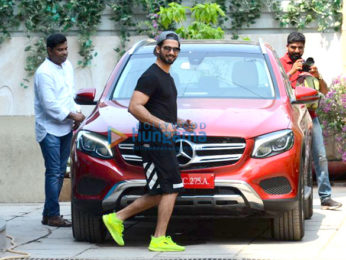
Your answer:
[321,198,342,210]
[42,215,64,225]
[148,236,185,252]
[46,216,72,227]
[41,216,48,225]
[102,213,124,246]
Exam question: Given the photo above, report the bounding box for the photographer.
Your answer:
[280,32,342,210]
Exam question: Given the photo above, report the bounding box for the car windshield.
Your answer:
[112,51,275,99]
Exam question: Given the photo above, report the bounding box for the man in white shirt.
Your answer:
[34,33,85,227]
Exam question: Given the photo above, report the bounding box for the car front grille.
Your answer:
[117,136,246,170]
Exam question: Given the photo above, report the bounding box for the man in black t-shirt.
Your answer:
[102,31,194,251]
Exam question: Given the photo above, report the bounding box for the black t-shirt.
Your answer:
[135,63,177,126]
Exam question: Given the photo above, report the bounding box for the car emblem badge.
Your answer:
[175,139,194,166]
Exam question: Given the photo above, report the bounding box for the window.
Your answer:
[112,51,275,99]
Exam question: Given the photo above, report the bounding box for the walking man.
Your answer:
[34,33,85,226]
[102,31,193,251]
[280,32,342,210]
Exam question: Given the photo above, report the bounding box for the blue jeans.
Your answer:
[312,117,331,202]
[39,132,72,217]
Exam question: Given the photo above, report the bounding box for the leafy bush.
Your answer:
[317,75,346,161]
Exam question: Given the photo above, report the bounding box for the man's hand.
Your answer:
[178,119,196,132]
[309,65,320,79]
[68,112,85,131]
[160,122,176,138]
[289,59,304,76]
[68,112,85,123]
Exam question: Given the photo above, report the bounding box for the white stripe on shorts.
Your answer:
[149,172,158,189]
[173,183,184,189]
[146,163,154,179]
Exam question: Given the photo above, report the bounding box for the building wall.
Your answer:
[0,1,343,202]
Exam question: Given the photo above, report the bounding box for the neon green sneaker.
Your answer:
[148,236,185,252]
[102,213,124,246]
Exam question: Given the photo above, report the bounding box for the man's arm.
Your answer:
[128,90,175,136]
[36,73,70,121]
[310,65,328,95]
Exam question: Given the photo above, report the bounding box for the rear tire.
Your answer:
[72,202,106,243]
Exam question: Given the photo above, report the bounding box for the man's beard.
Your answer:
[288,53,302,62]
[158,52,176,65]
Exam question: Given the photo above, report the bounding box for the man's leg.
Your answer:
[39,133,62,218]
[154,193,177,237]
[116,194,162,221]
[58,132,73,196]
[312,118,341,209]
[311,117,332,201]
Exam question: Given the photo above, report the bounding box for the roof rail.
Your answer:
[258,38,267,54]
[128,39,156,55]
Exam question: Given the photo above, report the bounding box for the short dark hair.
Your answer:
[46,33,67,49]
[287,32,305,45]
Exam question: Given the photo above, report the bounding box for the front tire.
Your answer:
[72,202,106,243]
[304,155,313,219]
[272,161,305,241]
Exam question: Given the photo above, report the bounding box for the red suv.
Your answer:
[71,40,319,242]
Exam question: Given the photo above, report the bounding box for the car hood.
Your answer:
[83,98,291,139]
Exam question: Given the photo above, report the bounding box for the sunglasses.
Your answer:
[162,46,181,53]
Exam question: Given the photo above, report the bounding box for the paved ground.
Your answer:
[1,186,346,260]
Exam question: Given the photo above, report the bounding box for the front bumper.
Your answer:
[102,179,264,212]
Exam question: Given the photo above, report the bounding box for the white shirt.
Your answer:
[34,58,79,142]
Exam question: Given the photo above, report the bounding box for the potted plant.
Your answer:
[317,75,346,166]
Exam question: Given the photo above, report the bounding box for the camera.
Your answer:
[302,57,314,72]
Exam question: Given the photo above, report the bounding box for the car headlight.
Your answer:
[76,130,113,159]
[252,130,294,158]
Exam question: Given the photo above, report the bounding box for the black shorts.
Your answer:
[140,140,184,195]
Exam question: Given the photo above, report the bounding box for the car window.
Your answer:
[112,52,275,99]
[272,49,295,101]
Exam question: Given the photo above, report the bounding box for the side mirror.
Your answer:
[292,86,320,104]
[75,88,97,105]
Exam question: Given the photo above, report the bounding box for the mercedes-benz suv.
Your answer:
[71,39,319,242]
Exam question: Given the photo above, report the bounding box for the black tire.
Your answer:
[304,155,313,219]
[72,202,106,243]
[272,161,305,241]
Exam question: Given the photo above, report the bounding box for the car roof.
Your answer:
[132,39,263,55]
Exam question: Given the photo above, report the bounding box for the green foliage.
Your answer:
[108,0,180,56]
[158,2,225,40]
[0,0,18,44]
[67,0,105,67]
[16,0,105,83]
[108,0,137,56]
[272,0,343,32]
[21,38,47,88]
[158,2,188,29]
[216,0,263,39]
[0,0,343,88]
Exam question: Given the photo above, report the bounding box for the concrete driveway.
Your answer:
[1,185,346,260]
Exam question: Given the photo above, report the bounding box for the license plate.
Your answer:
[181,173,215,189]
